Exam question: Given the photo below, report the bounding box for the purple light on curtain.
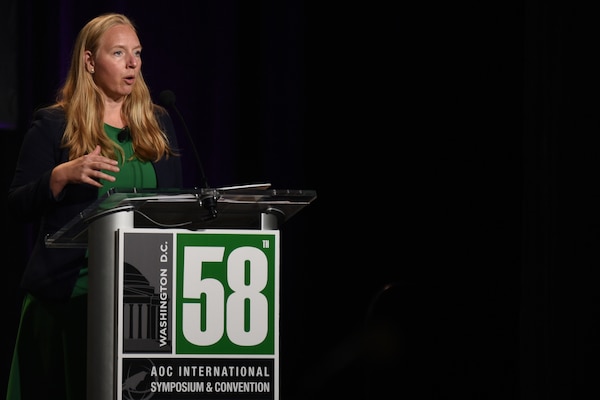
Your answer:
[58,0,74,81]
[0,0,17,129]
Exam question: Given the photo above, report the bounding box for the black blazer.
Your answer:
[8,106,183,300]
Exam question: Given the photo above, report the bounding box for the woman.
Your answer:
[6,13,182,399]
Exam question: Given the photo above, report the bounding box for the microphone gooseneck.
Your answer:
[159,89,217,220]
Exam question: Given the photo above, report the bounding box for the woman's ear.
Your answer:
[84,50,95,73]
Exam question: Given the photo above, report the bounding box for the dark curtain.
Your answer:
[522,1,600,399]
[7,0,599,399]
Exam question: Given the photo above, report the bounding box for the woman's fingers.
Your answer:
[77,147,120,184]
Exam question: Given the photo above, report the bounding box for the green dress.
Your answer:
[6,125,156,400]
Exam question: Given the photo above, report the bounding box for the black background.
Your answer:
[4,1,597,399]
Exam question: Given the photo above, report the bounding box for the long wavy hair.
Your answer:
[52,13,178,163]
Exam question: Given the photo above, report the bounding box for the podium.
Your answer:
[45,186,316,400]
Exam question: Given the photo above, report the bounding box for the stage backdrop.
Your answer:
[2,1,540,399]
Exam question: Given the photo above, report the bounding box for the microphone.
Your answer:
[117,126,130,142]
[158,89,217,219]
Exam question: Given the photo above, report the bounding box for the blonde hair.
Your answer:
[53,13,177,162]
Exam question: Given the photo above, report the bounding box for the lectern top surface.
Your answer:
[45,187,317,248]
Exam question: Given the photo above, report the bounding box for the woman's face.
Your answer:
[88,24,142,102]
